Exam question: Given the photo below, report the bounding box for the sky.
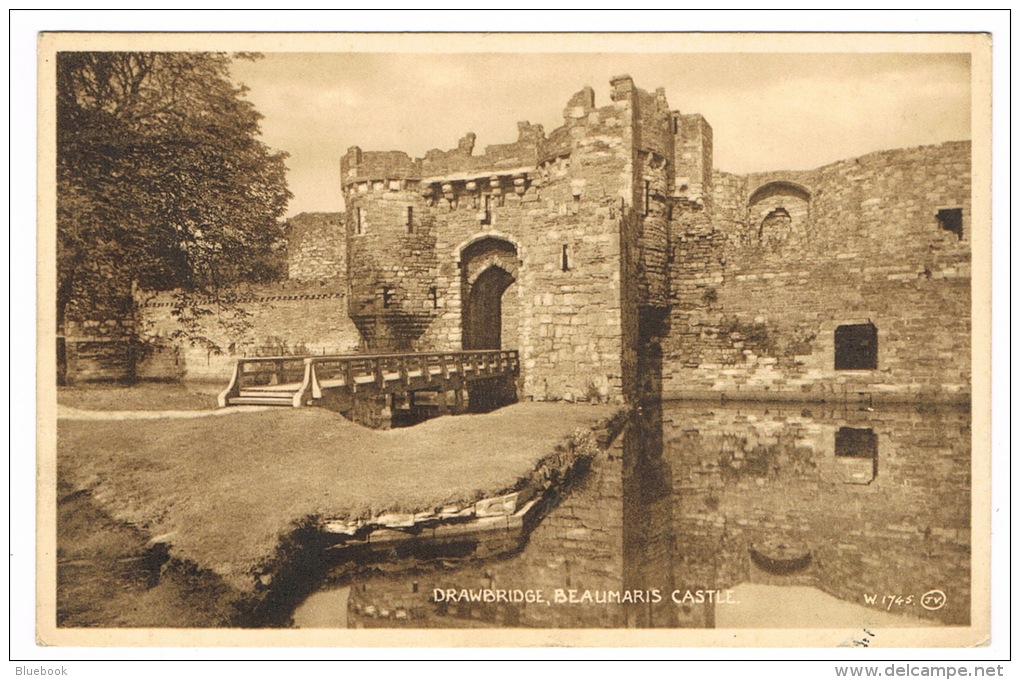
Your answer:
[229,51,972,218]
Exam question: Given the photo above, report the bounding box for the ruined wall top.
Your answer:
[341,76,684,190]
[341,147,422,186]
[420,123,546,177]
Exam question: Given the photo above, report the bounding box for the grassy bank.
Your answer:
[58,402,618,595]
[58,382,221,411]
[57,481,238,627]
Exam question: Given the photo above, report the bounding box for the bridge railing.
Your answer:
[220,350,519,407]
[308,349,519,399]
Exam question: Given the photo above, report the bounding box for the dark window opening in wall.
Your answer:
[672,117,679,134]
[936,208,963,240]
[354,207,364,235]
[429,286,438,309]
[834,322,878,370]
[835,426,878,483]
[561,244,571,272]
[643,180,651,215]
[758,207,791,239]
[406,206,414,233]
[835,427,877,458]
[382,287,394,308]
[481,194,492,225]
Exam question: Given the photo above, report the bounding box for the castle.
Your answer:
[79,75,972,405]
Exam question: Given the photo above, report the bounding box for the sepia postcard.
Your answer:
[34,30,993,650]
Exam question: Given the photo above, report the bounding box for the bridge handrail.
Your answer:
[217,362,241,407]
[305,349,518,363]
[219,355,309,401]
[307,350,518,388]
[221,349,519,407]
[292,360,314,407]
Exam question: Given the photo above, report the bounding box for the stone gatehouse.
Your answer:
[322,75,969,403]
[110,75,970,404]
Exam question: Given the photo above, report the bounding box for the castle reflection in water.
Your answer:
[294,400,970,629]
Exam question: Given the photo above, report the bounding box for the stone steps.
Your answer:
[227,394,296,406]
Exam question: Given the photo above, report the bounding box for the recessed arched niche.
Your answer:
[747,181,811,246]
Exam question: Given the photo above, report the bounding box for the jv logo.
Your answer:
[920,589,947,611]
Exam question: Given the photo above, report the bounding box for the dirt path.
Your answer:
[57,405,272,420]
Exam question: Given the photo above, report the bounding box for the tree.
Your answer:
[56,51,291,334]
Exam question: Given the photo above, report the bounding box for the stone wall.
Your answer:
[343,176,439,350]
[286,212,346,282]
[674,114,714,212]
[664,140,971,402]
[338,80,970,404]
[61,319,137,383]
[60,282,137,384]
[136,281,362,382]
[341,147,421,184]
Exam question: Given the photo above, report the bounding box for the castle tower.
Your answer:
[340,76,694,403]
[340,147,437,350]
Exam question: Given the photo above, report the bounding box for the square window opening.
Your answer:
[834,322,877,370]
[835,427,878,458]
[936,208,963,240]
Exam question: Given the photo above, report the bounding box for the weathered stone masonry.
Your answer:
[135,282,362,382]
[339,76,970,403]
[342,76,685,403]
[63,212,361,384]
[286,212,346,282]
[665,140,971,402]
[66,76,971,406]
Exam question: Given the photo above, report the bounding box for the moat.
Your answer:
[291,400,970,629]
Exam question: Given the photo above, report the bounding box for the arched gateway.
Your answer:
[458,236,520,351]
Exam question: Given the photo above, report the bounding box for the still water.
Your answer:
[293,401,970,629]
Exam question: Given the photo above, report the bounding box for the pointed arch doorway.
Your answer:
[459,236,520,351]
[465,265,515,349]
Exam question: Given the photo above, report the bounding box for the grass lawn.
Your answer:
[58,402,618,591]
[58,382,221,411]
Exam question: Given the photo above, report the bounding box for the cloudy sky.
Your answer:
[230,50,971,217]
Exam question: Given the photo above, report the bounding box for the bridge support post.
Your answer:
[436,389,450,416]
[379,394,392,430]
[452,386,467,415]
